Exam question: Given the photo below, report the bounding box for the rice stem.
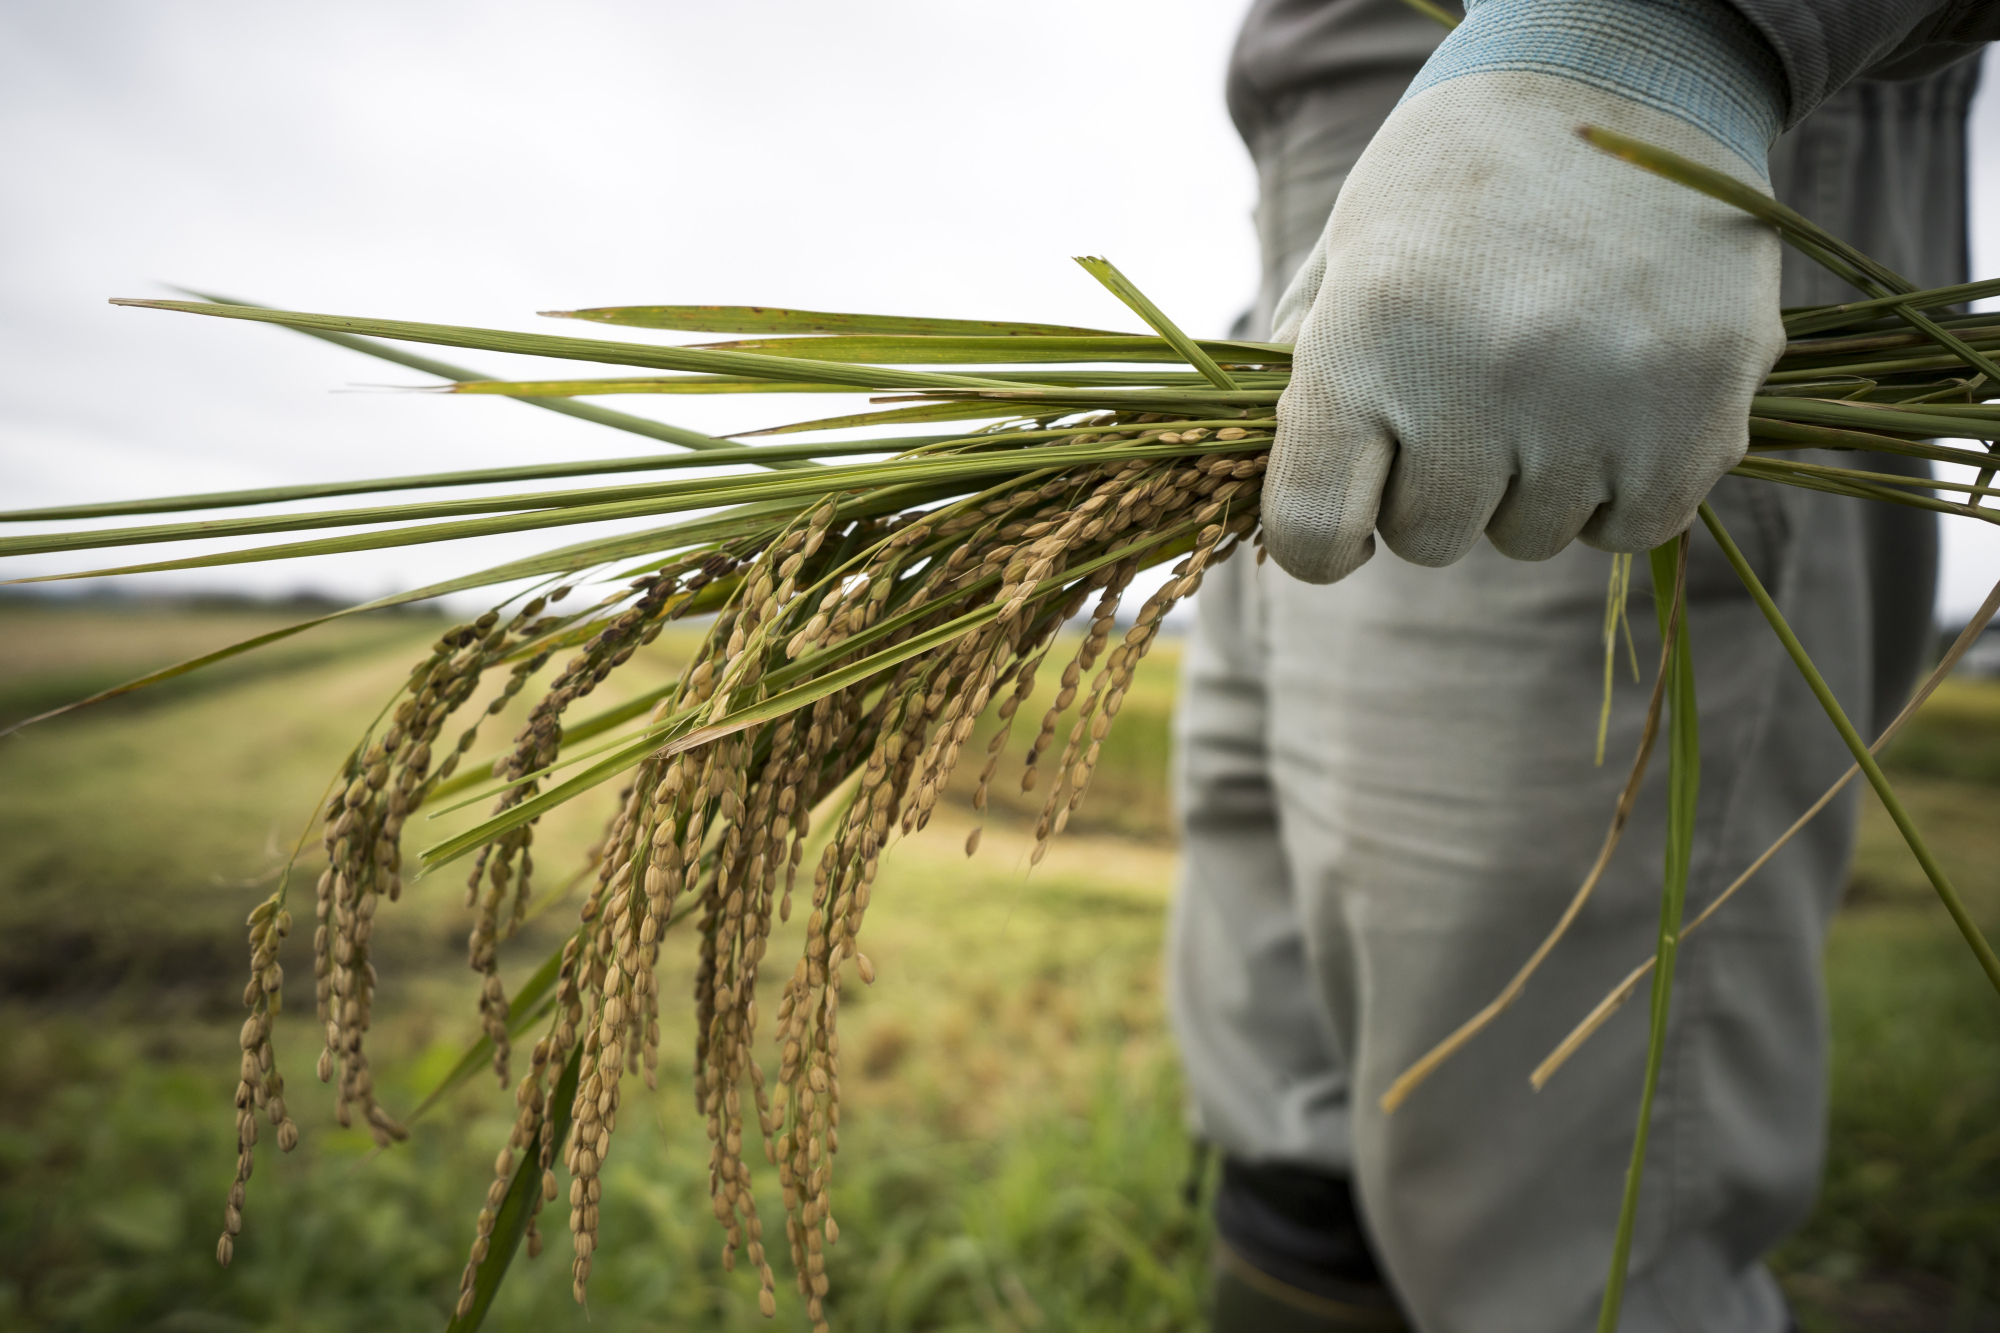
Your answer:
[1698,502,2000,998]
[1597,532,1695,1333]
[1532,571,2000,1089]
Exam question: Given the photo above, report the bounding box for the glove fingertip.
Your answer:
[1260,420,1393,585]
[1264,521,1376,585]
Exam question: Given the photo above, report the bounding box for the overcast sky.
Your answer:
[5,2,2000,617]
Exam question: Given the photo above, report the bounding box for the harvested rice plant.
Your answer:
[5,134,2000,1331]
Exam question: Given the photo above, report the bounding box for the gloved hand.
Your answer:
[1263,0,1790,584]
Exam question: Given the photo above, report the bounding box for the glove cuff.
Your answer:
[1403,0,1787,174]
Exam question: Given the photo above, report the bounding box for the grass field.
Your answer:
[0,596,1995,1332]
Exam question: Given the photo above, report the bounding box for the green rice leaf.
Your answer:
[416,717,689,873]
[449,369,1283,399]
[1396,0,1461,26]
[1764,349,2000,383]
[1780,324,2000,363]
[170,288,782,461]
[1072,257,1241,391]
[1742,453,1996,501]
[10,492,745,588]
[0,607,363,736]
[444,1044,581,1333]
[1749,395,2000,441]
[448,376,861,396]
[1747,416,1998,468]
[0,493,839,732]
[734,400,1034,437]
[1597,535,1697,1333]
[1784,277,2000,337]
[542,304,1129,337]
[405,946,564,1125]
[3,435,1263,572]
[1734,456,2000,525]
[1581,129,2000,387]
[110,300,1033,393]
[1702,501,2000,999]
[0,467,872,557]
[1584,129,1911,295]
[902,386,1281,410]
[682,333,1286,367]
[0,439,916,524]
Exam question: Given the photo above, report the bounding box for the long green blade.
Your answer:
[444,1044,581,1333]
[543,304,1128,337]
[1580,129,2000,387]
[1782,322,2000,360]
[1734,456,2000,526]
[1395,0,1461,27]
[0,439,916,525]
[1700,502,2000,998]
[5,498,706,576]
[406,946,565,1125]
[170,288,790,462]
[0,605,369,735]
[451,368,1277,398]
[902,386,1280,410]
[1783,277,2000,336]
[1073,257,1241,391]
[0,466,884,557]
[5,435,1263,576]
[0,492,832,733]
[448,375,864,396]
[417,674,687,809]
[1764,349,2000,382]
[1746,417,1996,468]
[1750,395,2000,441]
[1598,535,1696,1333]
[735,399,1033,437]
[682,333,1286,367]
[1582,129,1905,292]
[1741,454,1993,501]
[112,300,1031,393]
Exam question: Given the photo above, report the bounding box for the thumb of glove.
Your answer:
[1263,225,1390,583]
[1269,242,1328,347]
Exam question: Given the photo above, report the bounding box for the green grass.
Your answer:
[0,597,426,732]
[1778,915,2000,1332]
[0,599,1995,1331]
[1763,683,2000,1333]
[1878,675,2000,788]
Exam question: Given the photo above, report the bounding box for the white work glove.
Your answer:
[1264,0,1790,584]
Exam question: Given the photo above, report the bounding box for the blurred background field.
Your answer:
[0,594,1995,1333]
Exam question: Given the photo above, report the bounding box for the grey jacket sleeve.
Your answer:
[1733,0,2000,121]
[1226,0,1450,138]
[1228,0,1995,137]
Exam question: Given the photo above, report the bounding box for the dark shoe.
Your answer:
[1213,1238,1408,1331]
[1208,1158,1409,1332]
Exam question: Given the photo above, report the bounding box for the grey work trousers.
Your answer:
[1169,56,1978,1333]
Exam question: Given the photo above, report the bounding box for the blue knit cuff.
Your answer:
[1401,0,1786,172]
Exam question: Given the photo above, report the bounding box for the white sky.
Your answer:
[4,2,2000,618]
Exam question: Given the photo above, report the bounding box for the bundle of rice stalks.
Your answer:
[5,132,1998,1331]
